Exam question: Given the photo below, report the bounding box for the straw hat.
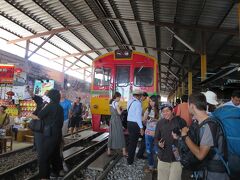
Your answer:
[132,89,143,95]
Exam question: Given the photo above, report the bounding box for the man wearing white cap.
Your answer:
[127,89,144,165]
[203,91,219,113]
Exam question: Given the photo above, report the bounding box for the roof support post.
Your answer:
[188,72,192,96]
[83,68,86,81]
[177,86,181,99]
[238,2,240,36]
[182,81,185,95]
[24,40,30,74]
[61,59,66,88]
[181,69,185,95]
[188,55,192,96]
[201,31,207,81]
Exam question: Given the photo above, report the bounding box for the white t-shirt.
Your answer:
[111,101,118,109]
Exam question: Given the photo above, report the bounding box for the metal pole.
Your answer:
[61,59,65,89]
[165,27,196,52]
[201,31,207,81]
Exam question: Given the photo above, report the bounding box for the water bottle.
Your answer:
[172,144,181,161]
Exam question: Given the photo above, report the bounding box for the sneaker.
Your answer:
[144,167,154,173]
[62,161,69,172]
[59,170,65,177]
[137,155,147,159]
[50,172,58,179]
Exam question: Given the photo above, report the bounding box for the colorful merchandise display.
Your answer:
[0,99,18,116]
[19,100,36,117]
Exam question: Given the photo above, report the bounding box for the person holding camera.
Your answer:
[154,103,186,180]
[181,93,229,180]
[143,95,159,172]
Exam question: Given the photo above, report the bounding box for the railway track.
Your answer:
[0,129,101,180]
[28,133,109,180]
[0,128,91,175]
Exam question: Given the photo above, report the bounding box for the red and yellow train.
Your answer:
[90,50,159,132]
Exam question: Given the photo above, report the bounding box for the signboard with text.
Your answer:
[114,50,132,60]
[0,64,15,84]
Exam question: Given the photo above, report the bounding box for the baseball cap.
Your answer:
[160,102,173,111]
[203,91,218,105]
[132,89,143,95]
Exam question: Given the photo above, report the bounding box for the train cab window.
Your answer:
[116,66,130,87]
[94,68,111,86]
[134,67,153,86]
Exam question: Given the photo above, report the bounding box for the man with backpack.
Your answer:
[181,93,229,180]
[212,104,240,179]
[127,90,144,165]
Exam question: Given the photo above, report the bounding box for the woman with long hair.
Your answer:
[143,95,159,172]
[107,92,127,156]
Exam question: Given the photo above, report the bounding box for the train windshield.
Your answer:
[116,66,130,86]
[134,67,153,87]
[116,66,130,101]
[94,67,111,86]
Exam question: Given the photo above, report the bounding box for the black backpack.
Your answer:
[120,100,136,129]
[178,120,203,170]
[120,110,128,129]
[178,119,227,172]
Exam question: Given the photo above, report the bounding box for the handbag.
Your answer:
[28,119,43,132]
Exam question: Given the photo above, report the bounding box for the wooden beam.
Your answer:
[27,34,54,59]
[64,55,84,72]
[7,18,106,44]
[50,45,118,60]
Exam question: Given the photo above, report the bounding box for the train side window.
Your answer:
[116,66,130,87]
[94,68,111,86]
[134,67,153,87]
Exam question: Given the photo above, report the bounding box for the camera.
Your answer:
[172,118,187,136]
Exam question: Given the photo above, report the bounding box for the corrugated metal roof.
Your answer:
[0,0,239,94]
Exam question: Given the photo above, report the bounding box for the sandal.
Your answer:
[107,150,112,156]
[123,153,128,157]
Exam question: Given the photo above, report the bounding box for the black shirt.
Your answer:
[154,116,186,162]
[38,102,64,132]
[71,103,82,117]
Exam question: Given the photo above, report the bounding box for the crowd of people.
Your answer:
[107,90,240,180]
[1,88,239,180]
